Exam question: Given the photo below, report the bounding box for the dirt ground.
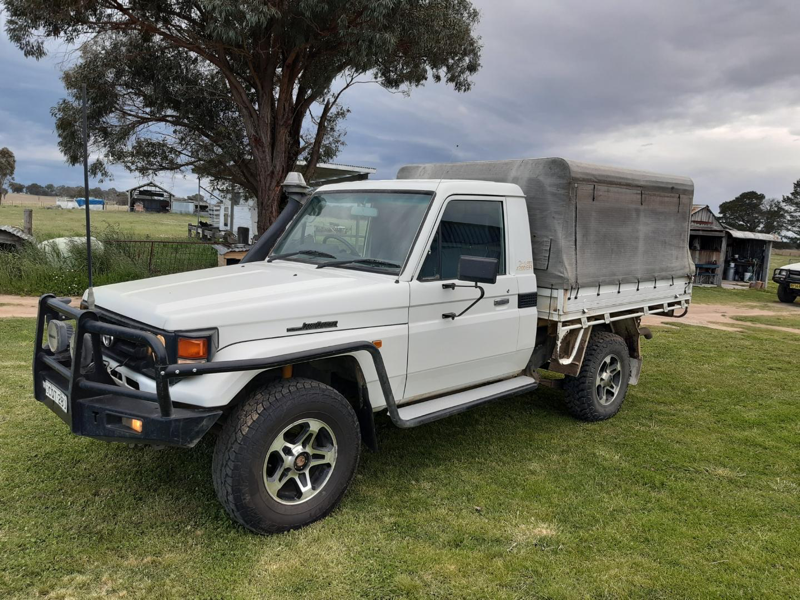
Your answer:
[643,301,800,333]
[3,294,799,334]
[0,295,81,318]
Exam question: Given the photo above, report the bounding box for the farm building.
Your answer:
[172,198,210,215]
[127,182,174,213]
[689,205,780,287]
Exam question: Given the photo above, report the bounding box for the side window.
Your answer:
[419,200,505,281]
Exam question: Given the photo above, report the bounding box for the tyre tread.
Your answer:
[777,285,796,304]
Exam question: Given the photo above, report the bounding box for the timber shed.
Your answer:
[690,205,780,287]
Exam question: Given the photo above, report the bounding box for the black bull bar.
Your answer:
[33,295,222,447]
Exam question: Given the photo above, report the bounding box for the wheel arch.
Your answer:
[221,353,379,452]
[610,316,644,385]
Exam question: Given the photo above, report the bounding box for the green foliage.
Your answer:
[0,227,217,296]
[0,147,15,204]
[8,182,25,194]
[717,191,785,234]
[23,182,48,196]
[2,0,482,232]
[782,178,800,244]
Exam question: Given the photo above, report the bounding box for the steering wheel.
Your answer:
[322,234,359,256]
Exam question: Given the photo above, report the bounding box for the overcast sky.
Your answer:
[2,0,800,209]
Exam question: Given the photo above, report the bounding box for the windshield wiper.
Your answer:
[267,250,337,263]
[316,258,402,270]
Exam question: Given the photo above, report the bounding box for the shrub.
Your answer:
[0,228,216,296]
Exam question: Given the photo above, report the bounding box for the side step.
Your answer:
[396,376,538,426]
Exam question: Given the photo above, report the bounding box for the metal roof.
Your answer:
[0,225,34,244]
[724,228,781,242]
[126,181,174,196]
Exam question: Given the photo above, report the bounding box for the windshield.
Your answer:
[271,191,433,273]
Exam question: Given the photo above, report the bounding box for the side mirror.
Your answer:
[458,256,498,285]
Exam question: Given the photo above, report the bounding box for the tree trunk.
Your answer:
[256,174,284,236]
[303,101,332,185]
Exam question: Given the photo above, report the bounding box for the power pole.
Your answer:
[197,176,201,226]
[82,84,93,289]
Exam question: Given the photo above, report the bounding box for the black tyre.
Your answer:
[777,284,797,304]
[563,331,630,422]
[212,378,361,534]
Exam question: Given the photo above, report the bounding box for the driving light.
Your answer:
[177,337,208,360]
[47,320,74,353]
[121,417,143,433]
[102,335,115,348]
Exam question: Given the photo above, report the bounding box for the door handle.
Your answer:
[494,298,510,306]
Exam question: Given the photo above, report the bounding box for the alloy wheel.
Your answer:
[595,354,622,406]
[263,418,338,505]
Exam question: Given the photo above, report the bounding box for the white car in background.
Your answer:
[773,263,800,303]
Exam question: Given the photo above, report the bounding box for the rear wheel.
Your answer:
[564,331,630,422]
[212,378,360,534]
[777,284,797,304]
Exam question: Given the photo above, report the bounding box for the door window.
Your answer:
[419,200,505,280]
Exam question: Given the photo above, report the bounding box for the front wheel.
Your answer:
[563,331,631,422]
[212,378,361,534]
[777,284,797,304]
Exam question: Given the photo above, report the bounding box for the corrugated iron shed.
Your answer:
[0,225,34,249]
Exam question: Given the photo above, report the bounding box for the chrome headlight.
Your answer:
[102,335,115,348]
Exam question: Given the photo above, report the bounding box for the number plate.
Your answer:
[44,379,68,413]
[790,283,800,290]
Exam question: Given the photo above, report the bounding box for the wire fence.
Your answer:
[2,195,130,210]
[105,240,219,277]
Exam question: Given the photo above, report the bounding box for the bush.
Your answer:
[0,228,216,296]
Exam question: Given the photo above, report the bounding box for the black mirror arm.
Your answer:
[441,282,485,320]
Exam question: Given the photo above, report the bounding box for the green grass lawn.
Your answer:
[732,314,800,330]
[0,205,191,240]
[1,318,798,598]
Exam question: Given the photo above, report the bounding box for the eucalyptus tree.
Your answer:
[3,0,482,232]
[0,147,15,204]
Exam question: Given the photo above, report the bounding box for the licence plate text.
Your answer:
[44,379,68,413]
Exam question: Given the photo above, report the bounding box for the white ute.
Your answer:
[33,158,695,533]
[773,262,800,303]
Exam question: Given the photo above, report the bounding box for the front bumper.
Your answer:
[33,295,221,447]
[773,269,800,287]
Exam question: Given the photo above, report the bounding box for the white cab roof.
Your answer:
[316,178,524,198]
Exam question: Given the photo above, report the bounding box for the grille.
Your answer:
[518,293,538,309]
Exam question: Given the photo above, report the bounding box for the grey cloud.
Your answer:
[340,0,800,207]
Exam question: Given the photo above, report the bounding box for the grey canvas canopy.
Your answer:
[397,158,695,289]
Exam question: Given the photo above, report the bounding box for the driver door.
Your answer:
[404,197,521,401]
